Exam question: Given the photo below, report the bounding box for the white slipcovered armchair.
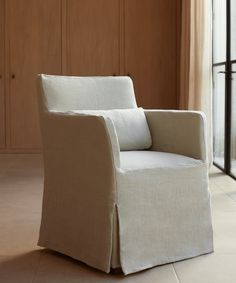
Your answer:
[37,74,213,275]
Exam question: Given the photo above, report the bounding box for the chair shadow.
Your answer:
[0,249,127,282]
[0,249,164,282]
[210,172,226,178]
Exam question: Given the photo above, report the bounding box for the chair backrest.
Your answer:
[38,74,137,111]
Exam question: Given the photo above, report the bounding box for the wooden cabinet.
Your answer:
[6,0,62,149]
[64,0,180,108]
[0,0,180,152]
[64,0,120,76]
[0,0,5,148]
[124,0,179,109]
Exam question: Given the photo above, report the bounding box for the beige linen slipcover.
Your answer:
[37,74,213,275]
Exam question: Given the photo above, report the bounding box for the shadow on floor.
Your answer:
[0,249,124,283]
[0,249,171,283]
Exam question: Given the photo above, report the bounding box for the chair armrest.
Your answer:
[42,111,120,168]
[144,110,207,162]
[38,112,119,271]
[39,111,120,209]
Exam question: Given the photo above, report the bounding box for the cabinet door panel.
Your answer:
[7,0,62,149]
[0,0,5,148]
[65,0,120,76]
[125,0,178,109]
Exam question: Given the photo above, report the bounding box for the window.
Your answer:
[213,0,236,178]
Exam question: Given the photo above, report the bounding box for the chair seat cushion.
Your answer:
[120,150,202,171]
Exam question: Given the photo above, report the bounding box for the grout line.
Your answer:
[211,178,236,203]
[172,264,181,283]
[210,167,236,203]
[210,252,236,258]
[222,190,236,203]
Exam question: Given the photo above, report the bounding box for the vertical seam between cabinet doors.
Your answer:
[118,0,120,75]
[176,0,181,109]
[61,0,67,75]
[123,0,126,75]
[1,0,6,148]
[5,0,11,149]
[66,0,70,74]
[4,0,6,148]
[60,0,62,74]
[119,0,124,75]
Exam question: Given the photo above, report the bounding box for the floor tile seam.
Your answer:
[172,264,181,283]
[210,180,236,203]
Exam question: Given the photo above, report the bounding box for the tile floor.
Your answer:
[0,154,236,282]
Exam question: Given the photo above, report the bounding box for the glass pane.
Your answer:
[231,0,236,60]
[213,0,226,63]
[213,65,226,168]
[230,64,236,176]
